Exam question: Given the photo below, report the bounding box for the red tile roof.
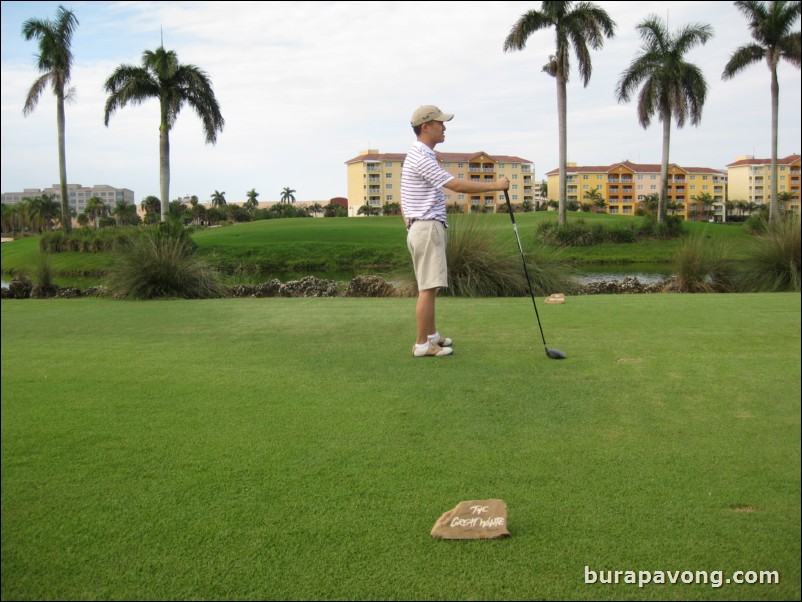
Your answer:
[545,161,726,176]
[725,154,801,167]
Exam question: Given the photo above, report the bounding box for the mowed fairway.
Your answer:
[2,293,800,600]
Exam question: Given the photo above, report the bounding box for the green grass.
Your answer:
[2,294,799,600]
[1,214,756,283]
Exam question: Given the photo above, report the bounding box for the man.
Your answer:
[401,105,510,358]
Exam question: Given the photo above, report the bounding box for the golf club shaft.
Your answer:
[503,190,548,349]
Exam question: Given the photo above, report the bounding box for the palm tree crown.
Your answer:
[280,188,297,204]
[103,46,224,222]
[504,1,616,226]
[616,16,713,221]
[22,4,79,232]
[723,0,801,224]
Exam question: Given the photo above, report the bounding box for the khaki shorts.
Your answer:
[407,220,448,290]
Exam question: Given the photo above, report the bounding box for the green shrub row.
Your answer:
[537,215,684,247]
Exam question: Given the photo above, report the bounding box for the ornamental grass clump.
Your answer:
[738,216,801,292]
[106,223,226,299]
[445,217,574,297]
[673,233,736,293]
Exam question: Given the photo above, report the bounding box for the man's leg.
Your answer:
[416,287,438,344]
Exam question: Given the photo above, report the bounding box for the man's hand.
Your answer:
[497,177,510,191]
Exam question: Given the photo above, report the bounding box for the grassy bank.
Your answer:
[2,293,799,600]
[1,214,754,282]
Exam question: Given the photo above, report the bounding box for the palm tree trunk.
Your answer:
[56,94,71,232]
[659,108,671,223]
[769,64,779,225]
[160,125,170,223]
[557,72,568,227]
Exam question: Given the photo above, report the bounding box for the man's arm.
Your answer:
[444,176,510,194]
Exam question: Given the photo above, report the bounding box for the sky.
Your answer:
[1,1,800,204]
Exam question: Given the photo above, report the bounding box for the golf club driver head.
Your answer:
[546,347,567,360]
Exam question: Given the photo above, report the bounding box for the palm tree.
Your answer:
[84,196,107,229]
[22,5,79,233]
[280,187,296,204]
[139,195,161,224]
[583,187,606,213]
[113,199,139,226]
[210,190,227,208]
[245,188,260,213]
[28,194,61,232]
[504,1,616,227]
[616,16,713,222]
[358,203,380,216]
[723,0,801,225]
[103,46,224,223]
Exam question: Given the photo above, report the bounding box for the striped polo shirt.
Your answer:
[401,141,454,225]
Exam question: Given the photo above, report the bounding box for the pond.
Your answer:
[2,263,675,290]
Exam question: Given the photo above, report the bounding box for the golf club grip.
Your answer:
[503,190,516,224]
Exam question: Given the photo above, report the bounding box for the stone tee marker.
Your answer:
[431,499,510,540]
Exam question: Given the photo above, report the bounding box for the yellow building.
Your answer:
[345,149,537,216]
[726,154,800,216]
[546,161,728,221]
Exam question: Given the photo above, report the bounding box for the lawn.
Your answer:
[0,213,755,282]
[1,293,800,600]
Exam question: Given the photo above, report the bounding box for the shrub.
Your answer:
[105,225,225,300]
[737,217,801,292]
[673,234,736,293]
[445,218,575,297]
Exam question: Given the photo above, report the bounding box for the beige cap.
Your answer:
[411,105,454,127]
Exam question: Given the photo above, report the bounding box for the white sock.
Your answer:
[428,331,440,342]
[415,342,430,351]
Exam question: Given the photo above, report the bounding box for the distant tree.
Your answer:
[324,201,347,217]
[210,190,227,208]
[616,15,713,222]
[104,46,224,222]
[28,194,60,232]
[692,192,715,220]
[84,196,107,229]
[280,187,296,204]
[358,203,381,216]
[382,202,401,216]
[140,195,160,224]
[244,188,259,212]
[723,0,801,225]
[504,0,616,226]
[22,5,79,232]
[583,188,607,213]
[113,199,139,226]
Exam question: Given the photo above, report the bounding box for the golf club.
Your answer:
[503,189,567,360]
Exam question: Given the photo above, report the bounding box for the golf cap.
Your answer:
[411,105,454,127]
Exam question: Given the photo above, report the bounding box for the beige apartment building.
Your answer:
[545,162,727,221]
[1,183,135,216]
[726,154,800,215]
[345,149,537,215]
